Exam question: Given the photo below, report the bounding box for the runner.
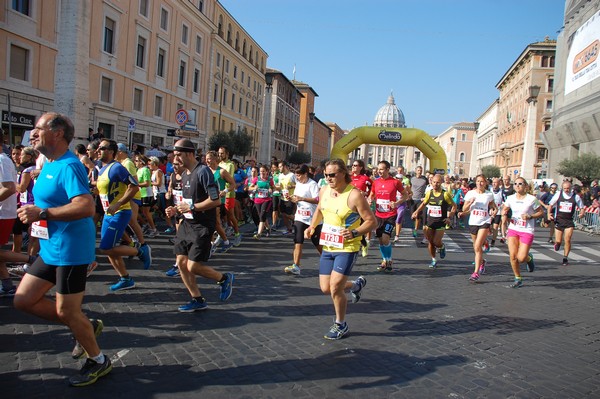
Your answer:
[547,179,586,266]
[411,174,456,268]
[96,140,151,291]
[369,161,408,272]
[394,166,412,242]
[164,139,234,312]
[502,177,544,288]
[489,177,505,246]
[164,160,186,277]
[539,183,558,244]
[460,174,497,282]
[14,112,111,386]
[205,150,236,253]
[284,165,322,275]
[350,159,373,257]
[305,159,376,340]
[277,161,296,235]
[249,165,274,239]
[410,166,428,238]
[218,146,242,245]
[270,162,282,231]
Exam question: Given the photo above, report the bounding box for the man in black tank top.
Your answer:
[547,180,585,266]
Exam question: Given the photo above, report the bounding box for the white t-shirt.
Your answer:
[293,179,320,225]
[0,154,17,219]
[464,190,493,226]
[504,193,540,234]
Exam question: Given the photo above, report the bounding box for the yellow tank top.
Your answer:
[320,184,361,252]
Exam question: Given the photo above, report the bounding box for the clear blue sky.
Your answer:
[220,0,565,136]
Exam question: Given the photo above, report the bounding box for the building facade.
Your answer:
[2,0,266,155]
[471,100,499,177]
[368,93,406,168]
[496,38,555,180]
[541,1,600,182]
[435,122,477,179]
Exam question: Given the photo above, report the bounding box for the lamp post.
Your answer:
[259,73,274,164]
[522,85,540,179]
[308,112,315,164]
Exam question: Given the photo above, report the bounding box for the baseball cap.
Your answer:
[117,143,128,152]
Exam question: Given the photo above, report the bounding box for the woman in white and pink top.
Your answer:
[502,177,544,288]
[460,175,497,282]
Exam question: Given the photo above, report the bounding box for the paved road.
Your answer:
[2,225,600,398]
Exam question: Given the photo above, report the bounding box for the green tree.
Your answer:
[286,151,311,165]
[556,152,600,187]
[481,165,501,179]
[207,130,253,159]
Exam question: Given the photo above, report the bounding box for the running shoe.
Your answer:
[421,238,429,245]
[69,357,112,387]
[284,264,301,275]
[469,272,480,282]
[233,233,242,247]
[86,261,98,277]
[377,260,387,272]
[499,237,506,244]
[72,319,104,359]
[439,245,446,259]
[139,243,152,270]
[510,278,523,288]
[146,229,158,238]
[554,242,561,252]
[361,241,369,257]
[164,227,175,234]
[412,230,417,238]
[218,272,234,301]
[351,276,366,304]
[479,259,487,275]
[385,260,393,273]
[281,229,292,236]
[0,286,16,297]
[547,238,554,243]
[393,235,400,243]
[165,264,180,277]
[253,233,261,240]
[526,252,535,272]
[490,239,496,247]
[483,240,490,253]
[324,322,349,340]
[218,241,234,253]
[8,264,28,278]
[214,235,224,246]
[429,259,437,269]
[562,257,569,266]
[109,277,135,292]
[225,226,234,237]
[178,298,208,312]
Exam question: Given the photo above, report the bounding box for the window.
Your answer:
[160,8,169,31]
[213,84,219,102]
[547,78,554,92]
[139,0,149,17]
[216,52,221,67]
[198,0,204,13]
[459,152,465,162]
[103,17,115,54]
[157,48,165,77]
[238,97,242,113]
[546,100,553,112]
[241,71,244,84]
[222,89,227,106]
[178,60,186,87]
[195,35,202,54]
[193,68,200,93]
[231,93,235,110]
[12,0,31,16]
[9,44,29,81]
[225,59,229,73]
[133,88,143,112]
[537,147,548,162]
[136,36,146,68]
[181,24,188,45]
[154,95,163,117]
[101,76,112,103]
[461,133,466,141]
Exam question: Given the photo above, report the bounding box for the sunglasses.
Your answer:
[515,182,525,186]
[98,146,110,151]
[352,164,360,167]
[324,172,338,178]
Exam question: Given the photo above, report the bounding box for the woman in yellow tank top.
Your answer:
[305,159,376,340]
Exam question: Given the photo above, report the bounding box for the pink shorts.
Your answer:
[506,229,534,245]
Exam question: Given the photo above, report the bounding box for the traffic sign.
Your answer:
[514,169,519,175]
[128,118,136,132]
[175,109,189,126]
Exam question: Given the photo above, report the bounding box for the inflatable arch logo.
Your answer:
[330,126,448,174]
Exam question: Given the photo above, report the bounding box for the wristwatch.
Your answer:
[351,229,359,238]
[39,208,48,220]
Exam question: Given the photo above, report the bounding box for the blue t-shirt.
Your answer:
[33,151,95,266]
[234,169,247,193]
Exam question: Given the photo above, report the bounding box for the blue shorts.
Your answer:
[132,198,142,207]
[319,251,358,276]
[100,210,132,250]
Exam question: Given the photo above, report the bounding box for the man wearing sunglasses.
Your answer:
[547,180,586,266]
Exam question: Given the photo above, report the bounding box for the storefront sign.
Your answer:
[2,111,35,128]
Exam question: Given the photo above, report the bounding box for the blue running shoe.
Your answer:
[324,322,349,340]
[218,272,234,301]
[178,298,208,312]
[110,277,135,292]
[412,230,417,238]
[351,276,366,304]
[165,264,180,277]
[139,244,152,270]
[429,259,437,268]
[439,245,446,259]
[218,241,234,253]
[233,233,242,247]
[164,227,175,234]
[526,252,535,272]
[511,278,523,288]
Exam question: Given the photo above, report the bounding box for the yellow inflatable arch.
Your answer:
[330,126,447,174]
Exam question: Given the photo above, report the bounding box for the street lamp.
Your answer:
[259,73,274,164]
[308,112,315,164]
[527,85,541,104]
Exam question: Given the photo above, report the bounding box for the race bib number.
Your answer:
[173,190,183,206]
[31,220,49,239]
[510,217,527,228]
[182,198,194,219]
[472,208,488,217]
[282,189,290,200]
[256,188,269,198]
[20,191,28,204]
[99,194,110,212]
[376,199,392,213]
[319,223,344,249]
[559,201,573,213]
[428,205,442,218]
[296,205,311,218]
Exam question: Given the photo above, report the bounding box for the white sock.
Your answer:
[91,353,105,364]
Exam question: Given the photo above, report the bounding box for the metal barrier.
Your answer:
[573,207,600,235]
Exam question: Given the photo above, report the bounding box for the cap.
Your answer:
[117,143,128,152]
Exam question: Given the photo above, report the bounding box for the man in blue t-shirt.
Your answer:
[14,112,112,386]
